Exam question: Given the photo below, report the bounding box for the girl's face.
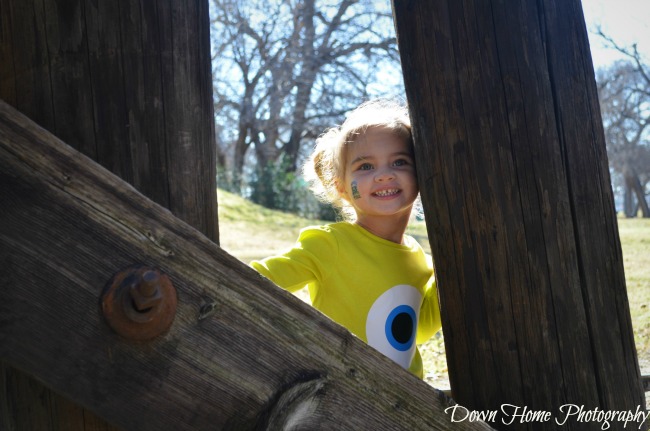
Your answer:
[339,127,418,221]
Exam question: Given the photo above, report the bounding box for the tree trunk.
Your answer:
[0,0,216,428]
[283,0,317,173]
[624,164,650,217]
[0,100,495,431]
[393,0,646,430]
[624,182,638,217]
[285,71,316,172]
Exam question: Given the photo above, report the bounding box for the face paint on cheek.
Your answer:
[351,180,361,199]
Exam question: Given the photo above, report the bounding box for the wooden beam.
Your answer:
[0,100,494,430]
[392,0,646,426]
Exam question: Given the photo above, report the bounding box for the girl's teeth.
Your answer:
[375,189,398,197]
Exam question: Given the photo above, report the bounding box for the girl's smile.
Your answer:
[372,188,401,198]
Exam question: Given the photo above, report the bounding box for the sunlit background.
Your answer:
[582,0,650,67]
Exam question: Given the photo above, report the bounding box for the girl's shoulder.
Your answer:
[298,221,351,237]
[296,222,347,250]
[297,222,363,251]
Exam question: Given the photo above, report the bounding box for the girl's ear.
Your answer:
[335,179,350,203]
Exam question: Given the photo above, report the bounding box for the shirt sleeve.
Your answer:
[416,263,442,344]
[250,225,338,293]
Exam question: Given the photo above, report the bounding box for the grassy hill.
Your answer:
[217,188,650,389]
[218,188,432,261]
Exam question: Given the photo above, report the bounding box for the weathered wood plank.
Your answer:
[154,0,218,243]
[0,0,218,245]
[1,2,219,427]
[0,363,115,431]
[393,0,646,429]
[0,100,494,430]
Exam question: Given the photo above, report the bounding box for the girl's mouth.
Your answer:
[373,188,400,197]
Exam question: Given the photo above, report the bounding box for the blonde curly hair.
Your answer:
[303,99,414,221]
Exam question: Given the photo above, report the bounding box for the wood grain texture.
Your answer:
[0,0,218,244]
[392,0,646,430]
[1,2,217,428]
[0,101,495,430]
[0,363,116,431]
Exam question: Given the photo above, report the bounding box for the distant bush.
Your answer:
[216,167,242,195]
[249,157,337,221]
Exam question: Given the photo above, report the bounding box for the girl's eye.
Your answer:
[393,159,409,167]
[358,163,373,171]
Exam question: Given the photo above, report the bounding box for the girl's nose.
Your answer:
[374,167,396,182]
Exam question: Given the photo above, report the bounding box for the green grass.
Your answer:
[618,218,650,359]
[217,188,650,388]
[218,190,328,262]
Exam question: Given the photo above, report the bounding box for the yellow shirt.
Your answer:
[250,222,441,378]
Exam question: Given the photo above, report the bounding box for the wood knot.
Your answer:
[255,371,327,430]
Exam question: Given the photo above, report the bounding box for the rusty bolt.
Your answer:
[129,270,163,312]
[101,265,177,341]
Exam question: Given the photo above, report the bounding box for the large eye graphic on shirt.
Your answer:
[366,285,422,369]
[385,305,417,351]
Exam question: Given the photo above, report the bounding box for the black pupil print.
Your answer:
[391,312,414,344]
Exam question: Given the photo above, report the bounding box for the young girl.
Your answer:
[250,99,441,378]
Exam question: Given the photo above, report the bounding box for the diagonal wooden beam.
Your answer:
[0,100,494,430]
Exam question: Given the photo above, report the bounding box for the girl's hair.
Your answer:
[303,99,414,221]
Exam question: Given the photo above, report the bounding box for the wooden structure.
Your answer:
[393,0,647,429]
[0,0,489,430]
[0,0,647,430]
[1,1,216,429]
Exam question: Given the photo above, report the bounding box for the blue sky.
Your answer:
[581,0,650,68]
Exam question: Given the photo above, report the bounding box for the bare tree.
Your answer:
[211,0,288,189]
[210,0,402,196]
[595,31,650,217]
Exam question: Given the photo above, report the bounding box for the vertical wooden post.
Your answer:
[0,0,217,243]
[0,1,216,429]
[392,0,646,429]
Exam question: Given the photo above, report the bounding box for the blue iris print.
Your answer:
[385,304,416,351]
